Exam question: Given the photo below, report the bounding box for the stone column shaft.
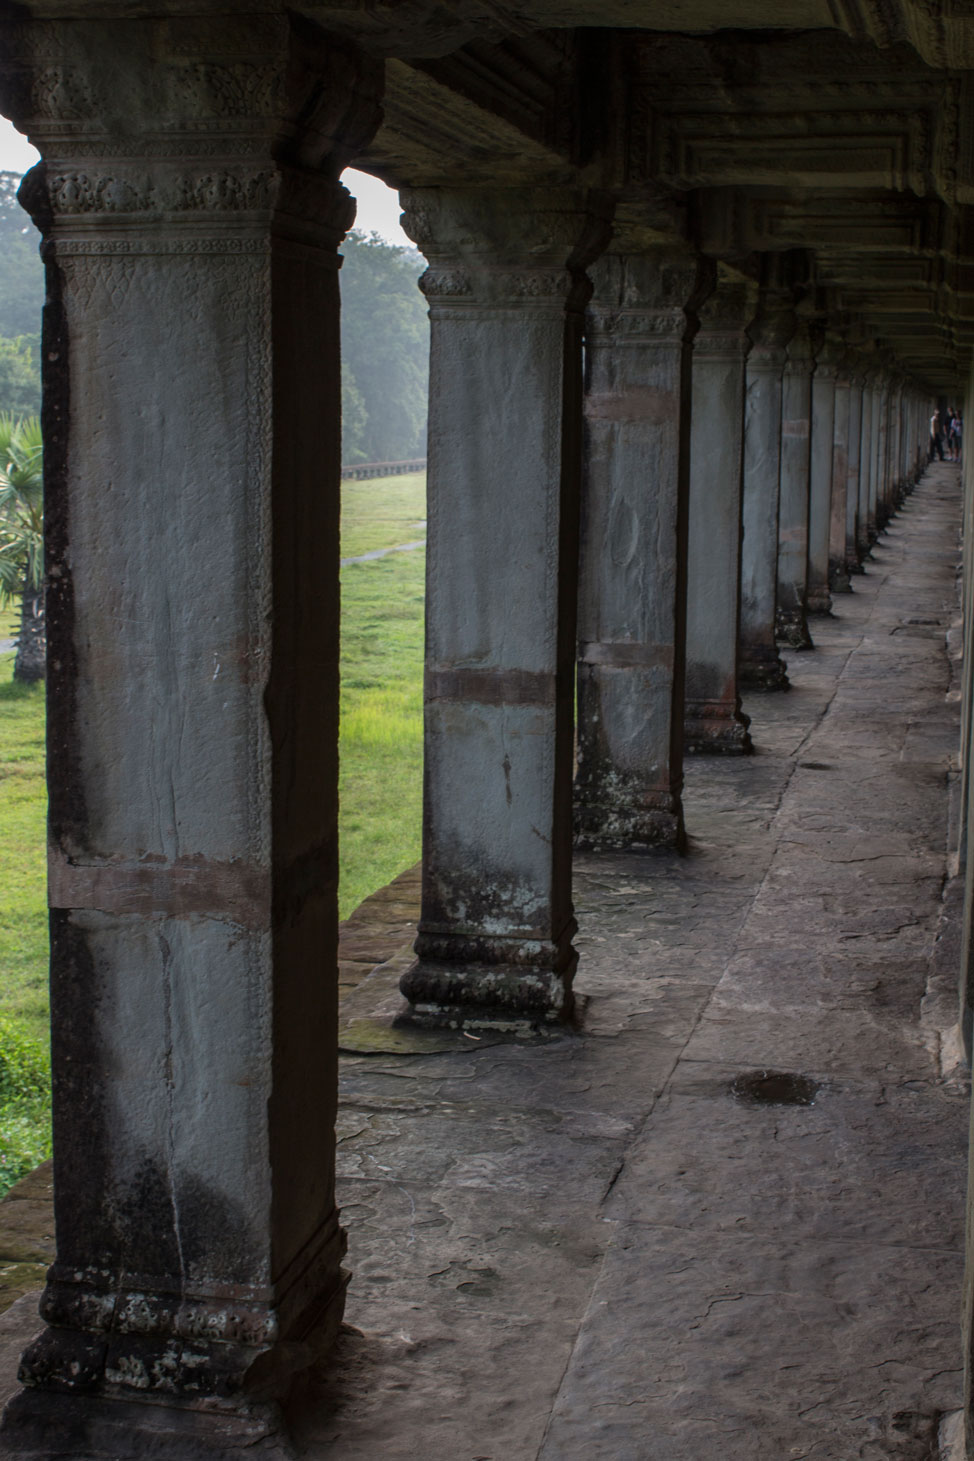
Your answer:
[829,364,853,593]
[807,340,839,614]
[400,187,611,1025]
[867,381,883,543]
[739,277,795,690]
[575,248,713,850]
[775,322,815,649]
[858,382,875,558]
[875,380,892,527]
[845,379,863,575]
[0,14,381,1454]
[685,274,755,754]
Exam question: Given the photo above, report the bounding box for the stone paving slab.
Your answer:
[536,1227,963,1461]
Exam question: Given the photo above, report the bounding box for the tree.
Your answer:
[340,229,429,463]
[0,173,43,341]
[0,414,44,683]
[0,334,40,419]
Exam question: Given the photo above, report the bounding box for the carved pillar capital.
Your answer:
[693,273,758,364]
[783,319,818,376]
[746,293,798,369]
[401,186,613,314]
[587,246,715,346]
[813,334,846,382]
[1,12,382,252]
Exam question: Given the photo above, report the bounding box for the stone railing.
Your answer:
[341,457,427,480]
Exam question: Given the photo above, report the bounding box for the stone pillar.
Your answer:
[775,320,816,649]
[685,273,755,754]
[890,379,906,510]
[867,377,883,544]
[399,187,611,1026]
[0,13,381,1455]
[739,271,795,690]
[845,374,863,576]
[829,354,853,593]
[575,247,713,850]
[857,379,874,562]
[807,337,839,615]
[875,377,892,528]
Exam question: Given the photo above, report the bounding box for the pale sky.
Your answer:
[0,115,410,246]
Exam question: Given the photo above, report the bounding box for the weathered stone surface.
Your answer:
[776,319,815,650]
[575,248,714,851]
[739,261,796,691]
[685,273,756,755]
[0,14,383,1450]
[399,187,611,1024]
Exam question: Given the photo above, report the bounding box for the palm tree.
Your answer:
[0,414,44,683]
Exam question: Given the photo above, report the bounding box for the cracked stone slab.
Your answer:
[538,1225,963,1461]
[604,1062,968,1249]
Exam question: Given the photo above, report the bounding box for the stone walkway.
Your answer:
[0,464,966,1459]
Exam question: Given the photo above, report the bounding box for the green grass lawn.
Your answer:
[0,650,50,1192]
[339,470,425,914]
[341,471,427,558]
[0,470,426,1191]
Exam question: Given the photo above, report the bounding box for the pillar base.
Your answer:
[806,590,832,615]
[829,562,853,593]
[684,701,753,756]
[739,649,789,691]
[0,1387,294,1461]
[402,922,578,1026]
[399,955,576,1028]
[775,608,814,650]
[573,794,684,853]
[1,1234,348,1458]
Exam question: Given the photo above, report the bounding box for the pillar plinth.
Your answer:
[0,15,381,1455]
[739,275,795,691]
[399,187,611,1025]
[775,321,815,649]
[575,248,714,851]
[685,275,756,753]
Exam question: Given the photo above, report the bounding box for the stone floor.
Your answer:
[0,463,967,1459]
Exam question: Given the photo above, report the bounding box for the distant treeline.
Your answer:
[0,171,430,464]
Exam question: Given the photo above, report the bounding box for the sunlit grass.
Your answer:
[340,471,427,558]
[0,656,50,1194]
[338,507,424,916]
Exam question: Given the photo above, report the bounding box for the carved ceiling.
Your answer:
[346,21,974,391]
[5,0,973,387]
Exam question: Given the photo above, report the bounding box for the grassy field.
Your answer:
[0,644,50,1191]
[339,472,425,915]
[340,470,426,558]
[0,470,426,1192]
